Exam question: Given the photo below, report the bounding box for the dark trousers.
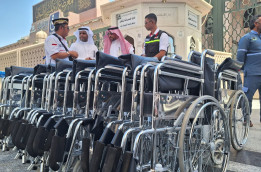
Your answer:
[243,75,261,120]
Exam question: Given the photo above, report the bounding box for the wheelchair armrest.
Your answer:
[104,64,125,71]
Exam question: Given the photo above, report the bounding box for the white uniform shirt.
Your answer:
[44,34,69,65]
[109,39,134,57]
[142,28,169,55]
[70,42,98,60]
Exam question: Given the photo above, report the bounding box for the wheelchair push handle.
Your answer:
[173,54,182,60]
[199,49,215,74]
[161,54,183,61]
[205,49,215,57]
[192,51,202,56]
[191,49,215,57]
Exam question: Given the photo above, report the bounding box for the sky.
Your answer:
[0,0,116,48]
[0,0,42,47]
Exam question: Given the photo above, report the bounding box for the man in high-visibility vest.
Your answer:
[142,13,169,60]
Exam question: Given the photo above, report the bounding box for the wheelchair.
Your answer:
[178,52,249,172]
[0,49,249,172]
[68,50,229,172]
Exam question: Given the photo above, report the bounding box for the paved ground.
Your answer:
[0,101,261,172]
[227,100,261,172]
[0,149,30,172]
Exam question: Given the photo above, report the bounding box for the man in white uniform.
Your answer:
[103,27,134,57]
[44,18,78,65]
[70,26,98,60]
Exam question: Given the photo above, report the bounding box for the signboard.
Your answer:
[117,10,137,29]
[188,10,198,29]
[49,12,60,35]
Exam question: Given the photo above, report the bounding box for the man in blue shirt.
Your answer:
[237,15,261,126]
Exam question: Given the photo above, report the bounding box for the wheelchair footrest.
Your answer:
[90,141,105,172]
[102,146,122,172]
[81,138,90,172]
[119,151,137,172]
[49,135,66,171]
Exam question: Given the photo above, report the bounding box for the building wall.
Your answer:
[0,43,45,71]
[0,40,31,54]
[103,1,208,58]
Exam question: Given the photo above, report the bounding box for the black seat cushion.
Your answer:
[191,53,215,96]
[72,59,96,78]
[47,63,56,74]
[34,64,48,75]
[216,58,243,77]
[55,59,73,73]
[96,51,123,70]
[5,67,11,77]
[54,118,69,137]
[118,54,159,74]
[10,66,34,76]
[147,59,201,92]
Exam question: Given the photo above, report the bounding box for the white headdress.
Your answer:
[74,26,94,44]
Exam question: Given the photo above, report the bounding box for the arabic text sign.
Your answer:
[188,10,198,29]
[117,10,137,29]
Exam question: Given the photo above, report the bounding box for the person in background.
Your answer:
[44,18,78,64]
[103,27,134,56]
[237,14,261,127]
[70,26,98,60]
[142,13,169,60]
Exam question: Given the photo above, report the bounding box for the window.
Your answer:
[167,35,175,56]
[205,16,213,34]
[190,37,196,51]
[243,8,255,28]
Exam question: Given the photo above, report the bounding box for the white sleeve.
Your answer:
[69,43,77,51]
[94,45,98,52]
[142,41,145,55]
[159,33,169,52]
[129,45,134,54]
[91,45,99,58]
[45,36,61,56]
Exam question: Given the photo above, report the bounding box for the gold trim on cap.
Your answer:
[53,19,68,25]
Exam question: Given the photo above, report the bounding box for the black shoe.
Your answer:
[244,120,253,127]
[250,120,253,127]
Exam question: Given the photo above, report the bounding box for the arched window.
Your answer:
[205,16,213,34]
[190,37,196,51]
[243,8,255,28]
[167,35,175,56]
[125,35,135,54]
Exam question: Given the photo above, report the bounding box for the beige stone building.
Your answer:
[0,0,215,71]
[0,0,111,69]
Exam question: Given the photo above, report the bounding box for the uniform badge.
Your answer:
[251,37,257,41]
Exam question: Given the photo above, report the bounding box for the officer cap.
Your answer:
[52,18,69,25]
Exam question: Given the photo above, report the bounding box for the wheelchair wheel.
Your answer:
[229,90,250,151]
[179,96,230,172]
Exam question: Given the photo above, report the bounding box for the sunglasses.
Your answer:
[63,26,70,30]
